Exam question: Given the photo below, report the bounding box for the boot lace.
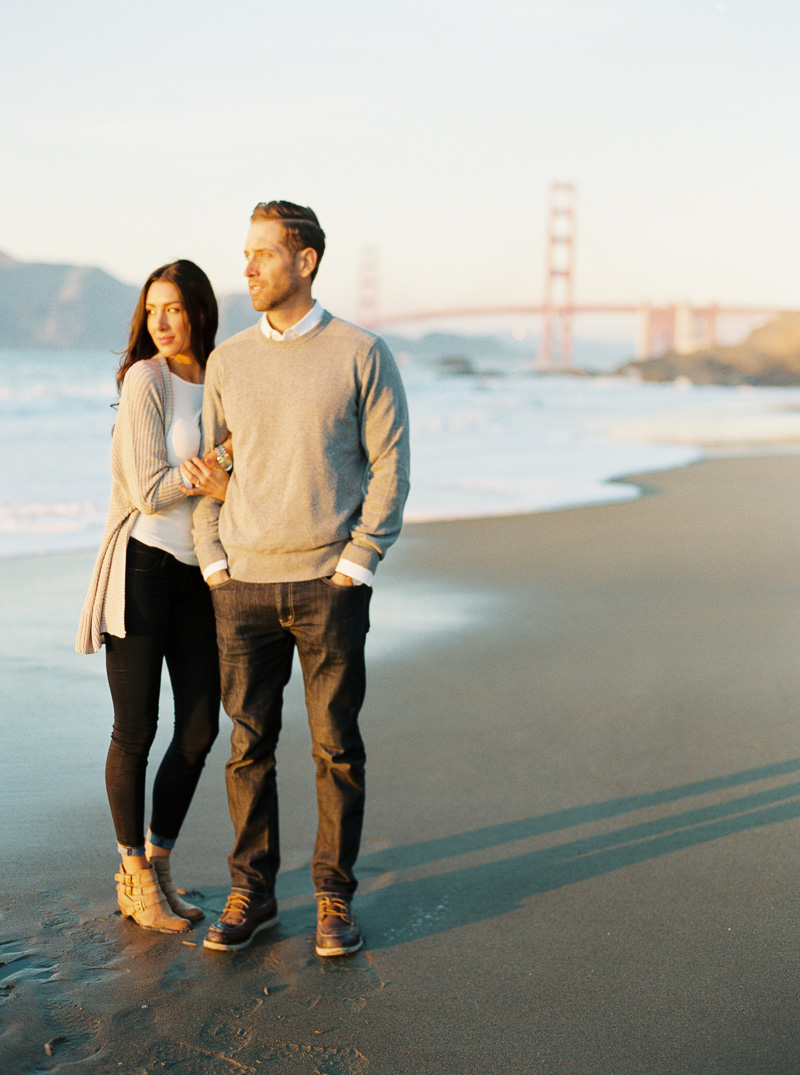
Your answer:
[221,891,252,925]
[318,896,351,921]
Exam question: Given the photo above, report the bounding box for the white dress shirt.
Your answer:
[259,300,323,341]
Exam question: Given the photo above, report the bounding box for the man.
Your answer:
[194,201,410,956]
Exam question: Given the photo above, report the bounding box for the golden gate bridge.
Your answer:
[356,183,794,369]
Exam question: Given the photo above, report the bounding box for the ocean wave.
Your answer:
[0,501,104,535]
[5,359,800,557]
[0,383,115,403]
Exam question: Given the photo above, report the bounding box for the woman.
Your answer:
[77,260,230,933]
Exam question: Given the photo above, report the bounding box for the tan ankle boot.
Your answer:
[150,857,204,922]
[115,865,191,933]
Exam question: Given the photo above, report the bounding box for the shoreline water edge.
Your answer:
[7,347,800,559]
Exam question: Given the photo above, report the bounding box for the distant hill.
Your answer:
[0,250,543,365]
[618,312,800,386]
[0,251,257,351]
[0,250,637,372]
[0,253,139,350]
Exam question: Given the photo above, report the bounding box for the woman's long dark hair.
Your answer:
[116,260,218,390]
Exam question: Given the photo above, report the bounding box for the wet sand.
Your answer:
[3,455,800,1073]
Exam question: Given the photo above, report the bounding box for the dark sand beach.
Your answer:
[3,455,800,1073]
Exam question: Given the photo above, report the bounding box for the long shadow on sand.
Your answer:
[4,759,800,1073]
[296,757,800,950]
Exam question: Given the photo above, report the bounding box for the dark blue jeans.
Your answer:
[105,538,220,852]
[211,576,371,897]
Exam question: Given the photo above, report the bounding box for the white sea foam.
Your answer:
[399,369,760,522]
[3,349,800,557]
[0,501,102,535]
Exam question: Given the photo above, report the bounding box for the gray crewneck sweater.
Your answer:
[192,312,410,582]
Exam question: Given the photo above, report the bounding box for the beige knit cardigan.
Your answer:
[76,356,201,654]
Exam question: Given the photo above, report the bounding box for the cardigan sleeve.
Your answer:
[114,361,187,514]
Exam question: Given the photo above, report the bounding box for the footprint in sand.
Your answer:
[0,939,57,1001]
[314,950,386,1011]
[0,891,125,1070]
[259,1042,369,1074]
[0,935,103,1069]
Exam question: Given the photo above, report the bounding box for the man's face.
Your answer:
[243,219,305,313]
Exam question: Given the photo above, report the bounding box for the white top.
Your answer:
[132,373,204,565]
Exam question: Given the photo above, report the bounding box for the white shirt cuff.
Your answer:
[336,558,373,587]
[202,559,229,581]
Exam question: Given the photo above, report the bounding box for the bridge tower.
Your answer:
[356,246,381,329]
[539,182,576,370]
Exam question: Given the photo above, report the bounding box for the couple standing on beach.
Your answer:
[77,201,411,957]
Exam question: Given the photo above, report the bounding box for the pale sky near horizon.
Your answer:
[2,0,799,322]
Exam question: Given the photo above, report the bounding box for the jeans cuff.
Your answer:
[117,842,146,857]
[146,828,176,850]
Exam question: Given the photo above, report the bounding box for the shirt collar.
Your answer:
[260,299,324,342]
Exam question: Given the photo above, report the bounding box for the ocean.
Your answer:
[4,346,800,560]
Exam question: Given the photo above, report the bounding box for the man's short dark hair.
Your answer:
[251,201,326,282]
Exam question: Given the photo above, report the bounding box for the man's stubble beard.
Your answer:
[249,270,304,314]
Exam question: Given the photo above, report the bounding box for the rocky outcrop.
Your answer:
[618,312,800,386]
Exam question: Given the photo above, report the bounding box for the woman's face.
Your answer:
[145,280,195,361]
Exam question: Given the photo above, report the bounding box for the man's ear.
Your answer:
[296,247,318,279]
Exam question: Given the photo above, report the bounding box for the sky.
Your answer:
[2,0,799,324]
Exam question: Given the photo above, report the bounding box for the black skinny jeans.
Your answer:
[105,537,220,852]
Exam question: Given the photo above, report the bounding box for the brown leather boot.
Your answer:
[150,857,204,922]
[115,865,191,933]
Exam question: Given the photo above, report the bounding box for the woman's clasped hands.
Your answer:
[180,455,224,501]
[181,438,233,502]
